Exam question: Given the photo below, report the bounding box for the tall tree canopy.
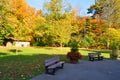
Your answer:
[88,0,120,28]
[0,0,120,49]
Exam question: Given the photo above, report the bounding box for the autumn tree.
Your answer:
[0,0,44,46]
[43,0,75,47]
[44,0,72,20]
[8,0,38,41]
[88,0,120,28]
[88,0,120,49]
[0,0,16,45]
[98,0,120,49]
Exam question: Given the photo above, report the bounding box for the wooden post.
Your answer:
[16,40,19,55]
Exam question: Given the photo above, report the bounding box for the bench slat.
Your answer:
[45,56,59,63]
[48,62,62,69]
[45,60,58,66]
[45,57,60,66]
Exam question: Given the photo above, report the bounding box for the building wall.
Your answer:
[15,42,30,47]
[6,42,12,47]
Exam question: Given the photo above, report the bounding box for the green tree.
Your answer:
[44,0,64,20]
[81,34,95,48]
[43,0,75,47]
[88,0,120,49]
[0,0,16,45]
[9,0,38,41]
[103,28,120,59]
[53,19,74,47]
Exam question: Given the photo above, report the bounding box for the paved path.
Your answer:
[30,60,120,80]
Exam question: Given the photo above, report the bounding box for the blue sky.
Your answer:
[26,0,95,16]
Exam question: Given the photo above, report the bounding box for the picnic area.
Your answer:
[1,0,120,80]
[31,60,120,80]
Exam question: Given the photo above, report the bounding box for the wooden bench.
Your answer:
[45,56,64,75]
[88,52,103,61]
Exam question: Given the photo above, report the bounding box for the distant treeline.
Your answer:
[0,0,120,49]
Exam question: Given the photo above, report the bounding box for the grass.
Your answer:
[0,46,110,80]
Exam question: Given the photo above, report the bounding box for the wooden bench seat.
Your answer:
[88,52,103,61]
[45,56,64,75]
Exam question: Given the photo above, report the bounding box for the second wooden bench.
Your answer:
[88,52,103,61]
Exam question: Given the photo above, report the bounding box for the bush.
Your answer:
[70,41,79,52]
[67,41,82,63]
[67,51,82,63]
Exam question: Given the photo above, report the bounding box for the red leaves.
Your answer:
[67,51,82,63]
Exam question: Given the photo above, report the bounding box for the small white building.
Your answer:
[15,42,30,47]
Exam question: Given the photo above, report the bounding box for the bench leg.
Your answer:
[98,57,100,60]
[89,57,91,61]
[91,58,94,61]
[52,68,56,75]
[99,56,103,60]
[89,57,94,61]
[61,63,64,69]
[58,63,64,69]
[101,56,103,60]
[45,68,56,75]
[45,68,48,74]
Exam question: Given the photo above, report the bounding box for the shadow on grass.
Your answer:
[0,53,67,80]
[8,49,23,53]
[33,46,54,50]
[0,52,8,55]
[0,51,111,80]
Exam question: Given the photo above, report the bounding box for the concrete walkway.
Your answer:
[30,60,120,80]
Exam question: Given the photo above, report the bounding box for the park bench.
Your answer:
[88,52,103,61]
[45,56,64,75]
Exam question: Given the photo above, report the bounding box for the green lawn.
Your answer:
[0,47,110,80]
